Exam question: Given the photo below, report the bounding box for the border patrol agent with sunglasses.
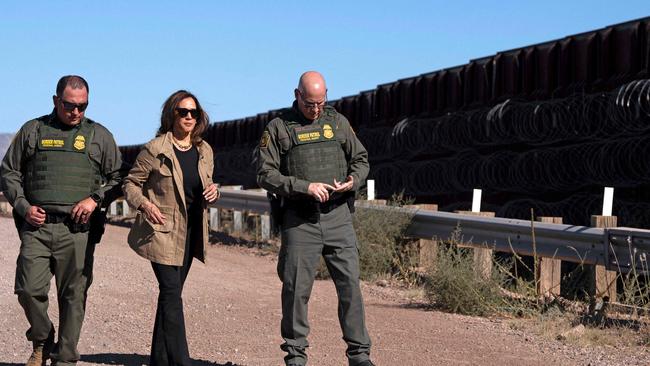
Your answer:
[0,75,123,365]
[256,71,374,366]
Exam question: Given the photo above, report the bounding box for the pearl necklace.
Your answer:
[172,137,192,151]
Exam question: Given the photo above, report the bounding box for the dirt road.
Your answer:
[0,217,647,365]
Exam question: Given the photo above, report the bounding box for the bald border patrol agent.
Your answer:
[0,75,123,365]
[256,71,374,366]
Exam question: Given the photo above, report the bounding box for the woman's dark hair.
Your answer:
[157,90,209,144]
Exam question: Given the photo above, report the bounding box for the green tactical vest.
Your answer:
[281,106,348,185]
[24,119,102,206]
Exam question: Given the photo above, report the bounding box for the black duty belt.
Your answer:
[285,194,349,215]
[44,213,69,224]
[43,212,91,233]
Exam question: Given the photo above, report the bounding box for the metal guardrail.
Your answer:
[12,189,642,273]
[214,189,269,213]
[360,202,607,266]
[216,189,650,273]
[608,228,650,274]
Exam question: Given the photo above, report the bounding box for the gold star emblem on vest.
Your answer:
[73,135,86,150]
[323,124,334,139]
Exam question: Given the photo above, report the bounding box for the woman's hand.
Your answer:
[139,201,166,225]
[203,183,220,203]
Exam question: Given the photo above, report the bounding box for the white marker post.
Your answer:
[109,201,117,216]
[602,187,614,216]
[472,189,482,213]
[122,200,130,217]
[367,179,375,201]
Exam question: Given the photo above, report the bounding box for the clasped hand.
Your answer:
[307,176,354,203]
[26,197,98,227]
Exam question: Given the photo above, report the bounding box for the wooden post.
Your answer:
[261,214,271,240]
[247,188,270,240]
[537,217,563,296]
[222,185,243,233]
[209,207,220,232]
[0,197,10,214]
[591,215,618,302]
[454,210,496,279]
[405,204,439,270]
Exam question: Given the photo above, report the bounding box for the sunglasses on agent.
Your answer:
[175,107,199,119]
[60,99,88,112]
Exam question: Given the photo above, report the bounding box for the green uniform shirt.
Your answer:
[1,111,123,217]
[256,103,369,198]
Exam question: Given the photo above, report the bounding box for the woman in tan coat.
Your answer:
[123,90,219,365]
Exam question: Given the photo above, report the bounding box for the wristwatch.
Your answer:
[90,193,102,205]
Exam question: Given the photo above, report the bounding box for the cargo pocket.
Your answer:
[152,160,174,196]
[147,206,174,233]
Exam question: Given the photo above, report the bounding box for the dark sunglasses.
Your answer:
[60,99,88,112]
[175,108,199,118]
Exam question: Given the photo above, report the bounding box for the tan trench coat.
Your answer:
[123,132,214,266]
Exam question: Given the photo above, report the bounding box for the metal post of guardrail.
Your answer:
[537,217,563,296]
[455,210,496,279]
[591,215,618,302]
[405,204,439,270]
[223,185,243,233]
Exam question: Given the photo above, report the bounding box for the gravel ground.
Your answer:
[0,216,648,365]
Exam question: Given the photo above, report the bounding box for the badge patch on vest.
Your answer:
[260,131,270,148]
[292,124,326,145]
[323,124,334,139]
[41,139,65,148]
[73,135,86,150]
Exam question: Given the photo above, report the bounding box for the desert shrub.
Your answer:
[425,243,508,316]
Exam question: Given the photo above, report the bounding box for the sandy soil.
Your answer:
[0,216,648,365]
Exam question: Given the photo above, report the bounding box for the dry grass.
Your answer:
[509,309,650,348]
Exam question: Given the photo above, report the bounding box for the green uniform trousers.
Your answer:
[278,203,371,366]
[15,221,95,365]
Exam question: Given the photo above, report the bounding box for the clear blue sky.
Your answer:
[1,1,648,145]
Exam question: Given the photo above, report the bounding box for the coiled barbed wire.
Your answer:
[183,80,650,228]
[377,80,650,162]
[383,135,650,197]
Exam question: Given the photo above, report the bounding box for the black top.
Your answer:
[174,145,203,215]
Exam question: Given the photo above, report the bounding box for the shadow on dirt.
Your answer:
[80,353,243,366]
[209,230,278,253]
